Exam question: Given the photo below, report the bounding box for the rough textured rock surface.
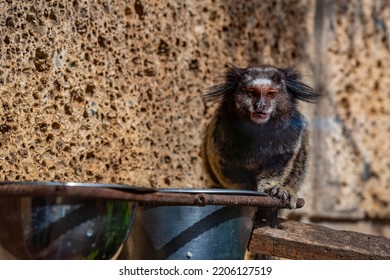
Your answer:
[0,0,389,224]
[307,1,390,220]
[0,0,313,188]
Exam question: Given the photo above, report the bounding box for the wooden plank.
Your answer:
[249,218,390,259]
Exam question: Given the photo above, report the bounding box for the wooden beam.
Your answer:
[249,218,390,259]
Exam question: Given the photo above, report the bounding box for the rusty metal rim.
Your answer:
[159,188,268,196]
[0,181,156,192]
[0,181,304,209]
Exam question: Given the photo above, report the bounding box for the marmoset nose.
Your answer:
[254,97,266,111]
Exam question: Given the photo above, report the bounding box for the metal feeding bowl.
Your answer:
[0,181,147,260]
[0,182,304,260]
[121,189,265,260]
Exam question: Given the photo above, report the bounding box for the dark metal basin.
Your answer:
[0,182,137,260]
[121,189,265,260]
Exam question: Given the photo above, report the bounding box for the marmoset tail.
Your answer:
[202,65,319,209]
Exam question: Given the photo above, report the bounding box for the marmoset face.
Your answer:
[233,66,290,125]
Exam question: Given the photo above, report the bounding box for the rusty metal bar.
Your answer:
[0,182,304,209]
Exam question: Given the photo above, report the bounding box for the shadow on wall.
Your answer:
[221,0,311,67]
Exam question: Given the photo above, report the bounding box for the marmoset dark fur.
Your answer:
[202,65,319,209]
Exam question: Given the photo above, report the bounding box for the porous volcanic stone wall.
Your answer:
[0,0,313,188]
[307,1,390,221]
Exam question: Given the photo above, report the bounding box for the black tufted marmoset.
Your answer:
[202,65,319,209]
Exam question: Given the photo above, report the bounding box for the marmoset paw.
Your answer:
[265,186,297,209]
